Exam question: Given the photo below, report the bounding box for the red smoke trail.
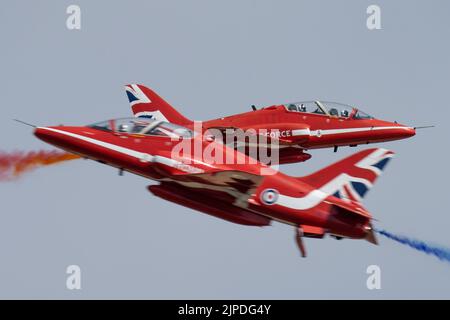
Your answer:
[0,150,80,181]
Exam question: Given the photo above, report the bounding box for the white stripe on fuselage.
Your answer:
[37,127,203,173]
[275,189,329,210]
[271,173,373,211]
[267,148,392,211]
[292,126,412,137]
[291,129,310,136]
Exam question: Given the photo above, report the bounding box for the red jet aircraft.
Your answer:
[34,116,394,257]
[125,84,415,164]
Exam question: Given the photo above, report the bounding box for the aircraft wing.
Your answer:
[155,165,264,208]
[148,181,272,226]
[176,170,263,208]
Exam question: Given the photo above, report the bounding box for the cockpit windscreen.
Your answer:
[284,101,373,119]
[88,118,195,138]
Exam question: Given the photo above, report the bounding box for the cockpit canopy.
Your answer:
[88,118,195,138]
[283,101,373,119]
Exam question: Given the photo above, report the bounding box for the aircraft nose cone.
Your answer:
[399,126,416,138]
[34,126,63,145]
[34,127,47,140]
[34,127,54,142]
[384,123,415,140]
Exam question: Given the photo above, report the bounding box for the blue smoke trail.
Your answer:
[375,228,450,263]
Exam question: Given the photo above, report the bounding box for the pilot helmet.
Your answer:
[118,124,130,132]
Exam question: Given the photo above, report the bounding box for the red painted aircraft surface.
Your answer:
[125,84,415,164]
[34,117,393,256]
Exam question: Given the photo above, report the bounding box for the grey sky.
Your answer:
[0,0,449,298]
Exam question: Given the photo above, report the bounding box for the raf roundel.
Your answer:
[261,189,279,205]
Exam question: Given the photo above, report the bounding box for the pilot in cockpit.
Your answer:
[287,104,297,111]
[329,108,339,117]
[118,124,130,132]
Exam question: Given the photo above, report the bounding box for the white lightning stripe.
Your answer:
[276,189,328,210]
[291,126,414,137]
[270,147,394,210]
[37,127,203,173]
[291,129,310,136]
[41,127,148,158]
[273,173,372,210]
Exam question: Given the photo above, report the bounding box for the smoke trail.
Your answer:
[375,228,450,263]
[0,150,80,181]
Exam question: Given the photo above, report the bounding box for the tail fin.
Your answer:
[125,84,192,125]
[300,148,394,202]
